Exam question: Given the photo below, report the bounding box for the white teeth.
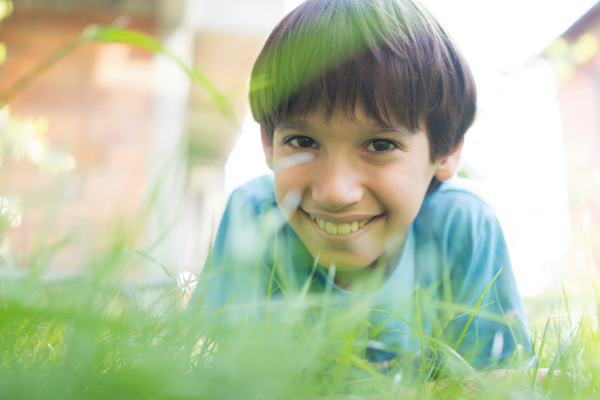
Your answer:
[318,219,326,230]
[337,223,351,235]
[325,222,337,235]
[310,214,373,235]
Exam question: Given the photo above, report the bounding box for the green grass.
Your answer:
[0,239,598,400]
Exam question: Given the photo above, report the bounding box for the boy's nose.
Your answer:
[311,159,364,211]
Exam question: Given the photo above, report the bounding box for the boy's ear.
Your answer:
[260,126,274,170]
[434,138,464,181]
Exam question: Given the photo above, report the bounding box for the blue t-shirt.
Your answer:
[189,174,531,371]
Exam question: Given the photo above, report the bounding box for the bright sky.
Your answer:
[224,0,598,297]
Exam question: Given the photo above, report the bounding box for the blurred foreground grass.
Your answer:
[0,157,599,399]
[0,241,599,399]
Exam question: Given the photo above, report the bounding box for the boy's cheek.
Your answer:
[270,155,432,270]
[273,166,313,209]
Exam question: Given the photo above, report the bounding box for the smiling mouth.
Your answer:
[308,214,379,236]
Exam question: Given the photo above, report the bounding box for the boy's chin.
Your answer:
[316,253,377,272]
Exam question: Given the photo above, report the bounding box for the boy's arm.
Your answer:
[432,368,563,394]
[441,194,532,370]
[186,188,244,314]
[187,176,277,317]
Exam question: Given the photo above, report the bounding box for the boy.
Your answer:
[189,0,531,371]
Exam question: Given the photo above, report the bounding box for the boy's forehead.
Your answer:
[274,112,419,138]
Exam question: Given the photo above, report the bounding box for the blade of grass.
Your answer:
[0,25,236,126]
[415,279,426,392]
[453,269,502,351]
[121,249,170,277]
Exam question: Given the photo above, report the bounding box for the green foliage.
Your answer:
[0,257,598,399]
[542,31,600,85]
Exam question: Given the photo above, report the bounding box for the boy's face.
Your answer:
[261,106,461,271]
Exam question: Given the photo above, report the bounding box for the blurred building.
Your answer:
[543,2,600,271]
[0,0,287,276]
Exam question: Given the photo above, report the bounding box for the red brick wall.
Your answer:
[556,20,600,270]
[0,4,157,271]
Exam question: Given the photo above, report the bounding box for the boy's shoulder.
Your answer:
[228,174,276,216]
[414,177,502,267]
[417,176,496,232]
[423,176,492,213]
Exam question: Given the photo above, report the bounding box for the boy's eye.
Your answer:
[289,137,317,148]
[367,140,395,152]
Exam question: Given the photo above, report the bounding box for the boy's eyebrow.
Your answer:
[276,120,315,133]
[276,120,415,138]
[365,122,415,139]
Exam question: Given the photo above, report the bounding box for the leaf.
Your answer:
[0,25,236,126]
[86,26,236,125]
[86,26,165,54]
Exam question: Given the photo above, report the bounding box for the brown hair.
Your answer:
[249,0,476,161]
